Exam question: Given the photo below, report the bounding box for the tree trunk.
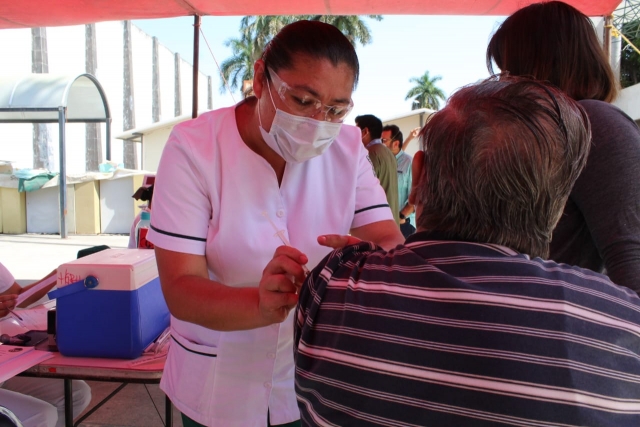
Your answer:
[174,53,182,117]
[152,36,161,123]
[31,27,54,171]
[123,21,137,169]
[85,23,102,172]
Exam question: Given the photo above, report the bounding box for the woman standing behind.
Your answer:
[147,20,403,427]
[486,1,640,291]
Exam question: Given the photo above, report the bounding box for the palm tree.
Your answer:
[305,15,382,46]
[220,15,383,95]
[219,34,258,94]
[240,16,294,54]
[405,71,446,111]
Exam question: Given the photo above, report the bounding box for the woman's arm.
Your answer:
[156,245,307,331]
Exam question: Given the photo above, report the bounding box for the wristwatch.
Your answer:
[399,213,406,220]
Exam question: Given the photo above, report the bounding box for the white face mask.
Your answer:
[258,80,342,163]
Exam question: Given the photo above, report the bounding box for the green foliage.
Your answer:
[620,20,640,88]
[220,15,382,95]
[405,71,446,111]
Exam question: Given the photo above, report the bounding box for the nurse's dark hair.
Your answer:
[486,1,618,102]
[262,20,359,88]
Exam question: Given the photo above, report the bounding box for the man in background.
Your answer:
[382,124,415,237]
[294,78,640,426]
[356,114,399,224]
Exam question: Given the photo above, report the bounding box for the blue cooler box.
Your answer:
[49,249,170,359]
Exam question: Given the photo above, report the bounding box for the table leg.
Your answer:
[165,394,173,427]
[64,379,73,427]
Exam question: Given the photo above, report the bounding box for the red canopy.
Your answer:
[0,0,620,29]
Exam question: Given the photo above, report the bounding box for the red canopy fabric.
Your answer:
[0,0,621,29]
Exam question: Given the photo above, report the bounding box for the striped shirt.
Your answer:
[294,231,640,426]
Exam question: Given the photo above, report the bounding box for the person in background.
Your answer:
[147,20,403,427]
[486,0,640,292]
[401,126,421,152]
[0,262,91,427]
[356,114,400,224]
[128,183,154,249]
[381,124,415,237]
[294,77,640,426]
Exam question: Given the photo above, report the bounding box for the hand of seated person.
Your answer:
[0,294,18,319]
[317,234,362,249]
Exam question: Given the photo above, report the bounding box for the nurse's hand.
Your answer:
[317,234,361,249]
[0,294,17,319]
[259,246,308,324]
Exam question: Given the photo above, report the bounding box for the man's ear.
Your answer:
[393,140,401,151]
[253,60,266,99]
[408,150,425,207]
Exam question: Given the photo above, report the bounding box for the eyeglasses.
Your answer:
[267,67,354,123]
[381,133,401,145]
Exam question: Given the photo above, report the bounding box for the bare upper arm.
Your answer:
[154,247,209,289]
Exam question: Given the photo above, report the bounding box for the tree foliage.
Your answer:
[405,71,446,111]
[620,20,640,88]
[220,15,382,95]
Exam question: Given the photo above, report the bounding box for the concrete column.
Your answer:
[123,21,137,169]
[152,37,161,122]
[207,76,213,110]
[31,27,53,171]
[174,53,182,117]
[85,23,102,172]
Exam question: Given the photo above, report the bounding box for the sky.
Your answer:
[133,15,506,125]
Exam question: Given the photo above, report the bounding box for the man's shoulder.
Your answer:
[397,151,413,171]
[323,241,384,270]
[369,143,396,162]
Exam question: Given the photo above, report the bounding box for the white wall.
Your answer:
[132,26,154,127]
[142,126,174,171]
[614,83,640,122]
[383,110,435,158]
[158,44,176,121]
[0,28,37,169]
[0,21,211,175]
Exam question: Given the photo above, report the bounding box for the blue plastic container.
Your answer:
[49,249,169,359]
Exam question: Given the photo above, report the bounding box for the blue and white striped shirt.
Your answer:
[294,232,640,426]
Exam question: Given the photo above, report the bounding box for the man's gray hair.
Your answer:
[415,77,591,258]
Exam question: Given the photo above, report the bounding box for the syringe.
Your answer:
[261,211,310,276]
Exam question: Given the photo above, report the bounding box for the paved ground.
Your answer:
[0,233,183,427]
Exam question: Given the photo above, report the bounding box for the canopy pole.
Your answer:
[603,15,613,59]
[58,107,67,238]
[192,15,201,119]
[106,117,112,161]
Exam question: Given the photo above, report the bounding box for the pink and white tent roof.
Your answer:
[0,0,621,29]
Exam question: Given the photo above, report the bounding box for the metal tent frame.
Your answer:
[0,73,112,238]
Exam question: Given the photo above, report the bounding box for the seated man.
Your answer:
[294,78,640,426]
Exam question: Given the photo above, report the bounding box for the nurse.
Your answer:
[147,20,404,427]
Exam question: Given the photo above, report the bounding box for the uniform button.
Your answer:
[276,209,285,218]
[268,352,276,359]
[264,382,272,388]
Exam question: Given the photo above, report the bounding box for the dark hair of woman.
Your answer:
[486,1,618,102]
[261,20,360,88]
